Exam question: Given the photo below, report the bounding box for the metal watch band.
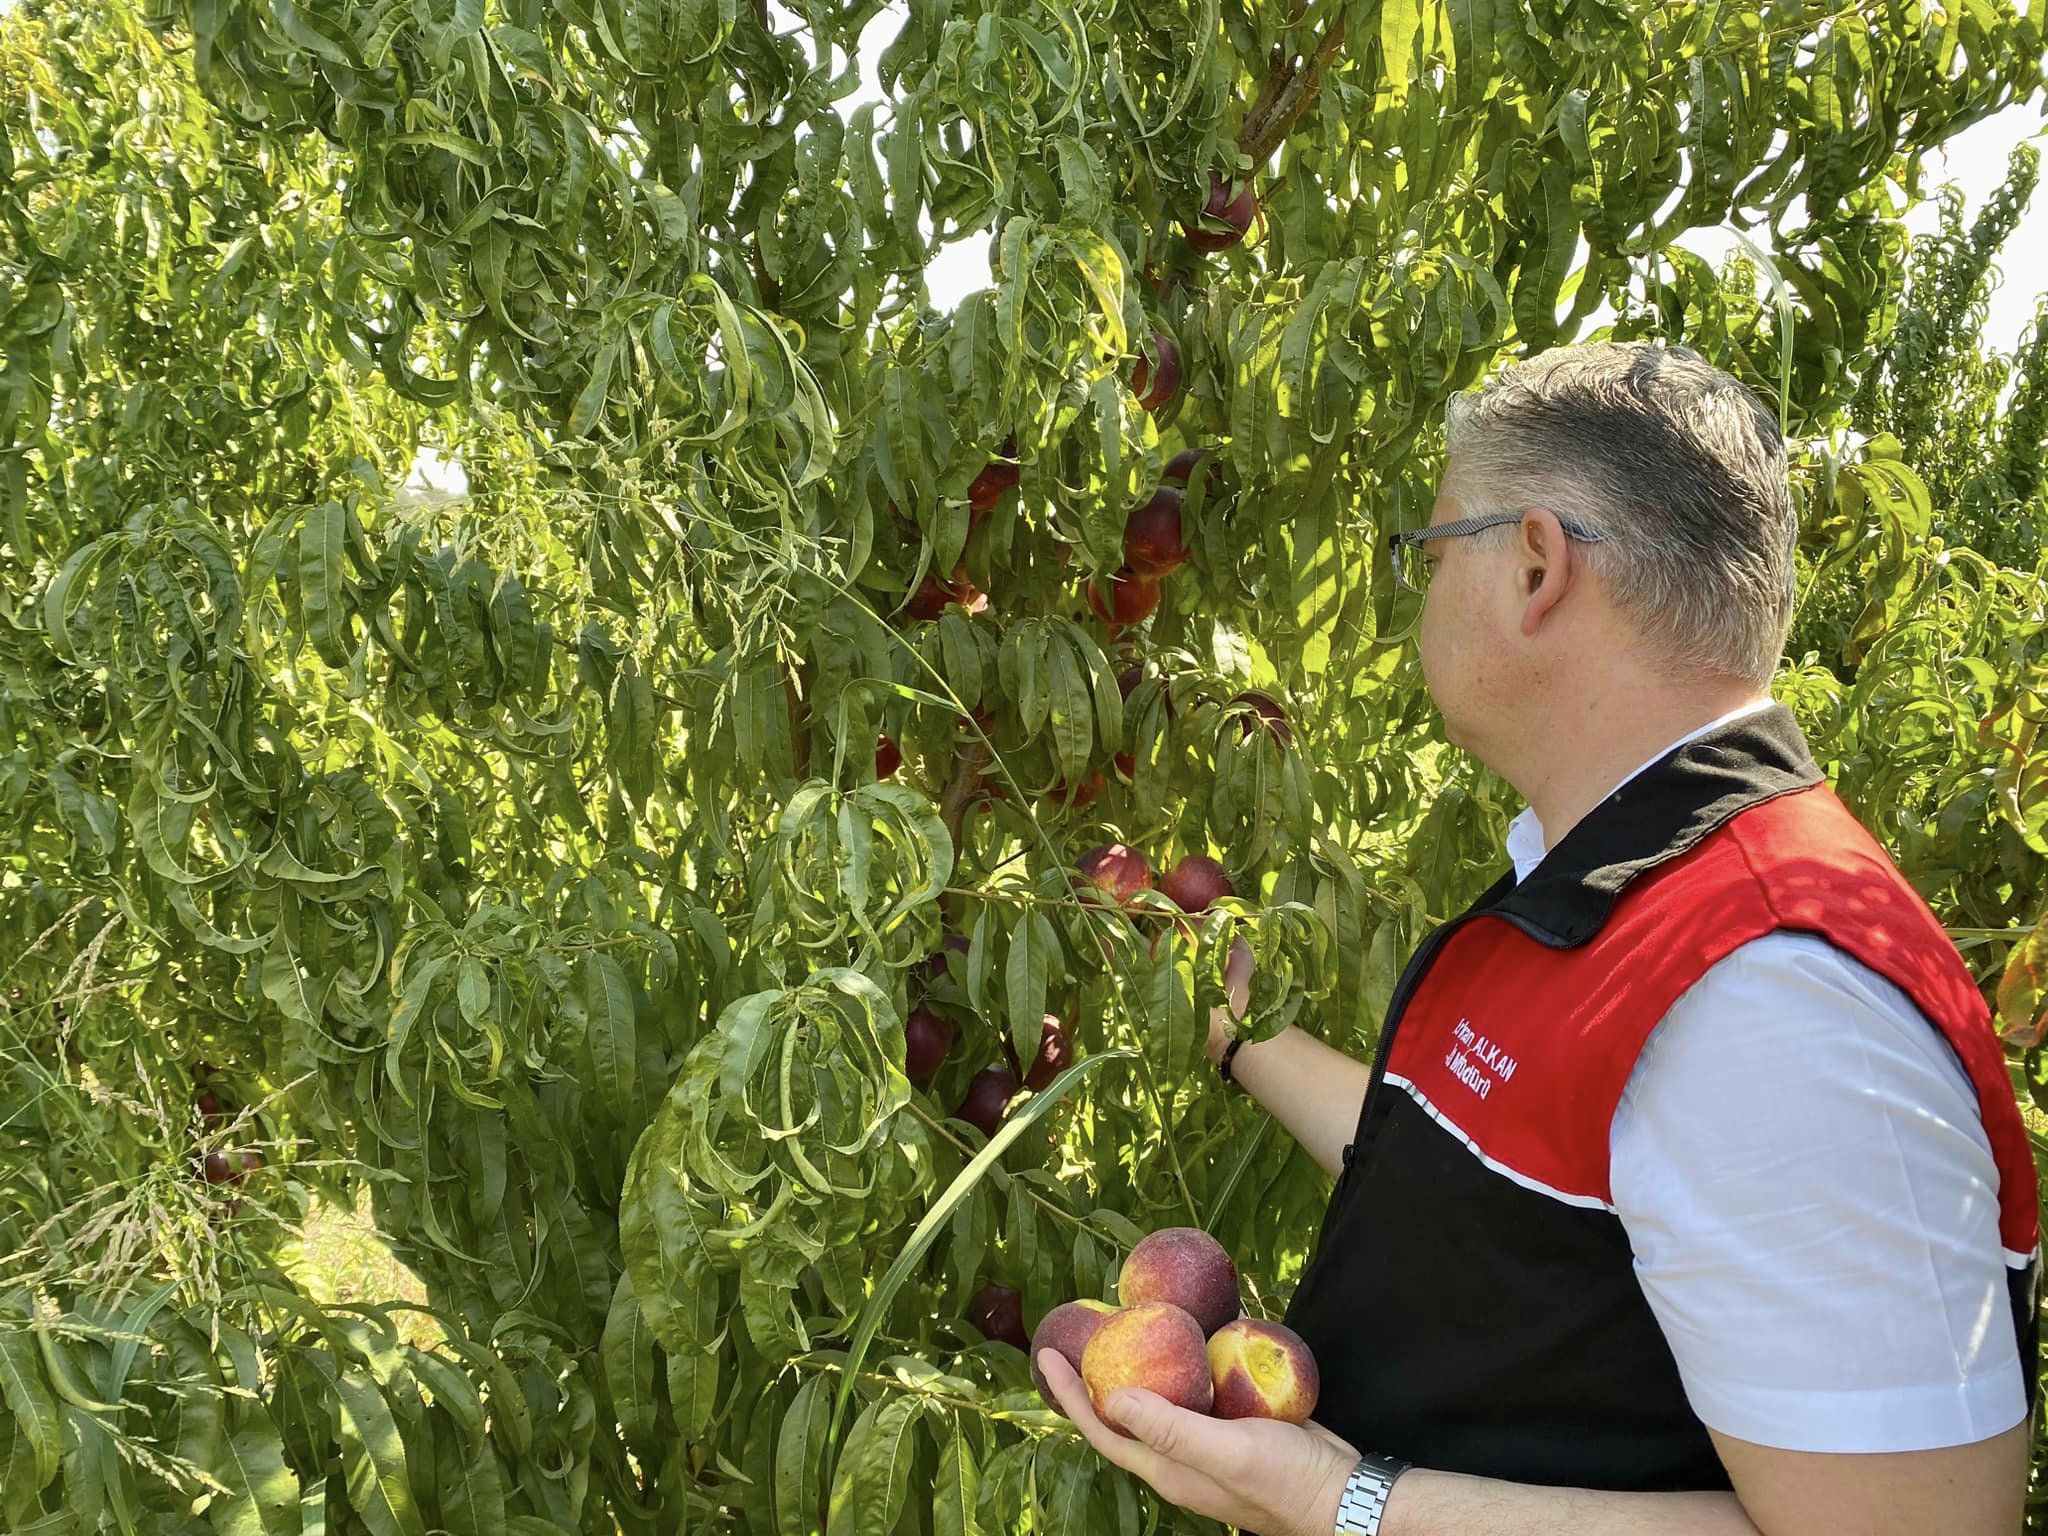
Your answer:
[1333,1452,1410,1536]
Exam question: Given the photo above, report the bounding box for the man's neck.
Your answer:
[1511,685,1773,848]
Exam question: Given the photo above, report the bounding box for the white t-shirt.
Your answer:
[1507,703,2030,1454]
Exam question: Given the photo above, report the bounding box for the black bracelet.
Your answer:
[1218,1035,1245,1086]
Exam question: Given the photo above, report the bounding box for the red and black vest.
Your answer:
[1283,705,2040,1490]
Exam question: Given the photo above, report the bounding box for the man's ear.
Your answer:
[1517,508,1574,637]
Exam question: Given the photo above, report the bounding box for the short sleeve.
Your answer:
[1609,931,2027,1454]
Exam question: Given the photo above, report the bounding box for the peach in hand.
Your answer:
[1080,1301,1213,1432]
[1030,1299,1118,1410]
[1117,1226,1240,1336]
[1207,1317,1320,1423]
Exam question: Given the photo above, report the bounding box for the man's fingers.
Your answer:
[1036,1352,1160,1476]
[1107,1387,1240,1473]
[1224,934,1254,1017]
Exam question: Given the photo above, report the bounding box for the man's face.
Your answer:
[1417,459,1519,754]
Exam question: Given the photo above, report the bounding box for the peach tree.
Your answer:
[2,0,2046,1531]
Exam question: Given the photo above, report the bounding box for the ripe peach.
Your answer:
[1123,488,1189,576]
[1117,1227,1240,1336]
[1002,1014,1072,1092]
[968,1283,1029,1350]
[968,456,1020,510]
[1044,769,1104,809]
[907,570,986,622]
[1130,331,1183,413]
[1232,690,1292,746]
[1162,447,1211,486]
[1075,844,1153,907]
[875,734,902,779]
[903,1005,954,1083]
[1182,172,1257,252]
[1086,567,1162,626]
[923,933,971,982]
[906,573,954,622]
[1207,1318,1320,1423]
[1031,1299,1118,1409]
[1080,1301,1213,1432]
[1160,855,1233,914]
[953,1065,1019,1138]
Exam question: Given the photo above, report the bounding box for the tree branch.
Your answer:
[1238,19,1347,168]
[936,735,990,866]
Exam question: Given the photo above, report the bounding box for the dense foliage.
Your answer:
[2,0,2046,1531]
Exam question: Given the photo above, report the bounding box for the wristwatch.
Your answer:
[1217,1035,1246,1087]
[1333,1452,1410,1535]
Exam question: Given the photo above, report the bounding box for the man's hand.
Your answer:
[1036,1347,1359,1536]
[1206,933,1256,1066]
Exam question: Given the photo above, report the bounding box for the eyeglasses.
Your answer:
[1388,511,1611,593]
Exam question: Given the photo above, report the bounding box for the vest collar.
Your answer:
[1476,703,1823,948]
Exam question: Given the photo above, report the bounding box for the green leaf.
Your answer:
[210,1413,301,1536]
[299,500,353,667]
[932,1424,981,1536]
[0,1320,58,1489]
[826,1395,923,1536]
[1004,910,1055,1071]
[773,1374,832,1536]
[332,1367,426,1536]
[599,1272,658,1449]
[585,950,640,1127]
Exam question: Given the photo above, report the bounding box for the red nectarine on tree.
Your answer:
[1130,331,1183,413]
[1085,568,1161,626]
[1181,171,1257,252]
[968,451,1020,511]
[1160,855,1234,913]
[1123,488,1189,577]
[968,1283,1030,1350]
[924,933,971,982]
[875,734,902,779]
[1074,844,1153,907]
[1232,690,1293,747]
[1002,1014,1073,1092]
[906,574,954,622]
[1044,768,1104,809]
[954,1065,1019,1138]
[903,1005,955,1083]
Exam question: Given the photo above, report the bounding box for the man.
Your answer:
[1038,343,2040,1534]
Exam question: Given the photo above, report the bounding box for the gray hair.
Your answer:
[1442,342,1797,688]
